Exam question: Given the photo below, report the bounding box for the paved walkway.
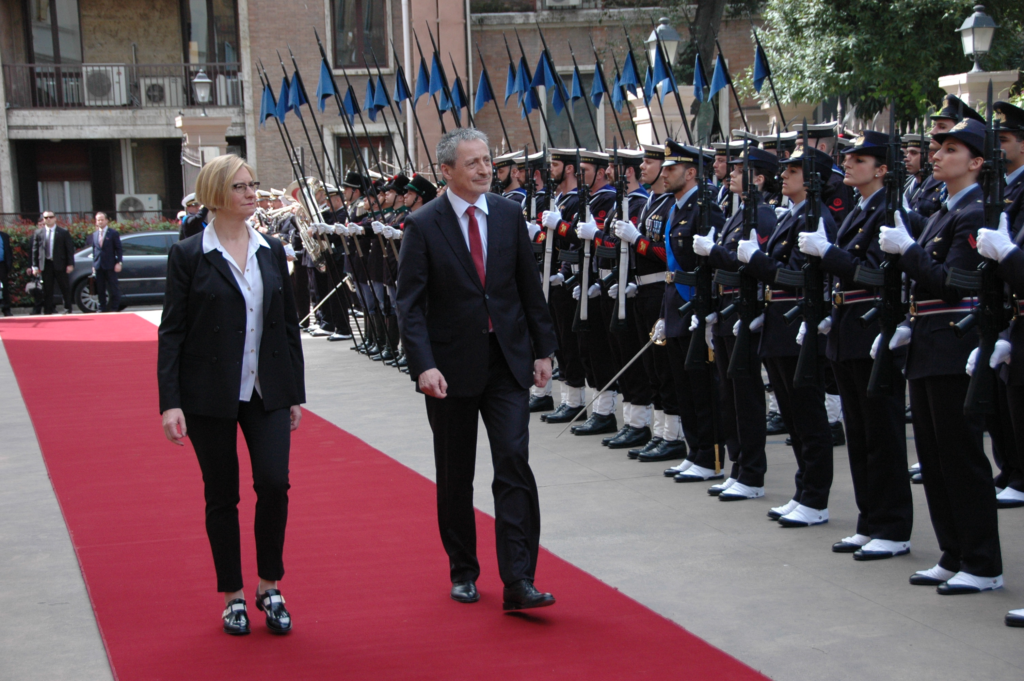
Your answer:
[2,311,1022,680]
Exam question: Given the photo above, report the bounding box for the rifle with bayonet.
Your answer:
[541,146,557,301]
[573,148,593,332]
[675,147,716,371]
[853,103,908,397]
[610,143,631,332]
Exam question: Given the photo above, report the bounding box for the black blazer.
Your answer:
[90,229,123,270]
[31,226,76,270]
[396,192,558,397]
[158,231,305,419]
[0,231,11,272]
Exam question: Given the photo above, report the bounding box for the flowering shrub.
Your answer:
[1,218,178,307]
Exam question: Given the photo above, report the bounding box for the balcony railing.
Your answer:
[2,63,243,110]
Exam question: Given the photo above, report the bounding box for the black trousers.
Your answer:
[549,284,585,388]
[424,335,540,587]
[577,291,621,392]
[831,358,913,541]
[186,392,291,593]
[909,375,1001,577]
[633,287,677,415]
[602,294,654,406]
[764,356,833,510]
[714,333,768,487]
[94,268,121,312]
[42,260,72,313]
[1004,383,1024,493]
[292,263,311,325]
[0,263,11,313]
[990,380,1020,490]
[667,333,717,467]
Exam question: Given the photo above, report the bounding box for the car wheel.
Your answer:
[74,279,100,313]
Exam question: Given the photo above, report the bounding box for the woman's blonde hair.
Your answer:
[194,154,256,211]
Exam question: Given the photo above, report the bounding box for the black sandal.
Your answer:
[222,598,250,635]
[256,589,292,634]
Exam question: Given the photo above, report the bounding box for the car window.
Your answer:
[122,234,169,255]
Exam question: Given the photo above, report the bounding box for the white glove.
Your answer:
[371,220,385,234]
[689,315,700,332]
[588,283,601,298]
[889,324,912,350]
[333,223,349,235]
[775,206,789,220]
[991,339,1012,368]
[283,244,296,258]
[541,210,562,230]
[651,318,666,342]
[798,218,831,258]
[733,313,764,336]
[977,213,1015,263]
[879,212,914,255]
[577,218,600,241]
[381,226,395,239]
[311,221,329,234]
[608,283,637,298]
[573,285,581,300]
[796,321,807,346]
[624,282,637,298]
[818,317,832,335]
[348,222,364,236]
[795,317,829,345]
[737,229,760,263]
[550,273,564,287]
[614,219,641,244]
[705,312,716,348]
[692,227,717,257]
[966,346,979,376]
[527,222,541,240]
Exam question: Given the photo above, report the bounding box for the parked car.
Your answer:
[68,231,179,313]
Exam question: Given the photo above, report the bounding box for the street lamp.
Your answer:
[957,5,998,73]
[646,17,681,67]
[192,69,212,116]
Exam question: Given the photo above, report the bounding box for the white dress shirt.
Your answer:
[446,189,490,268]
[202,219,269,402]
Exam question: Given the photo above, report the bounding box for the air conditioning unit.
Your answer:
[139,76,184,108]
[83,65,128,106]
[215,74,242,106]
[116,194,162,221]
[546,0,583,8]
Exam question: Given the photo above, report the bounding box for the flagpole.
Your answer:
[449,53,475,127]
[750,23,788,131]
[652,30,694,143]
[369,50,411,166]
[412,30,448,134]
[360,55,404,164]
[625,26,670,144]
[276,51,331,187]
[502,34,538,151]
[285,46,348,194]
[388,38,440,182]
[609,49,643,144]
[589,36,627,147]
[424,23,462,129]
[532,24,580,148]
[567,41,601,144]
[713,37,749,132]
[513,29,555,147]
[477,42,511,150]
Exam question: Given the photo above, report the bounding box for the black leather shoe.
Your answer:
[222,598,250,635]
[766,411,787,435]
[529,394,555,413]
[255,589,292,634]
[602,425,632,446]
[832,540,863,553]
[502,579,555,611]
[607,426,652,450]
[1006,610,1024,627]
[633,437,663,460]
[831,421,846,447]
[909,574,948,586]
[638,438,688,462]
[397,355,408,368]
[542,404,585,424]
[450,581,479,603]
[571,412,618,435]
[327,331,353,341]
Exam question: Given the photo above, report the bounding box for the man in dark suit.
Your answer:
[0,228,12,316]
[397,128,559,611]
[90,211,122,312]
[30,211,76,314]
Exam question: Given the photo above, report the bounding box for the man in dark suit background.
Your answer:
[0,228,12,316]
[30,210,76,314]
[397,128,559,611]
[90,211,123,312]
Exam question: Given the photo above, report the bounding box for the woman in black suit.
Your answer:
[158,154,305,635]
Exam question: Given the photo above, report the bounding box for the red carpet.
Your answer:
[0,314,768,681]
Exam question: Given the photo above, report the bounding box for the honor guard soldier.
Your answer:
[691,146,779,499]
[914,94,986,220]
[993,101,1024,231]
[494,151,525,200]
[902,133,931,219]
[798,131,914,557]
[794,122,855,235]
[712,141,744,218]
[737,146,837,525]
[878,118,1003,595]
[318,183,354,342]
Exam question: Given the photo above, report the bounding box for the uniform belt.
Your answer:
[909,299,975,317]
[766,289,798,303]
[832,289,877,306]
[636,272,666,286]
[718,286,738,295]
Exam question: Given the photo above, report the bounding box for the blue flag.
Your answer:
[531,53,556,91]
[551,75,567,116]
[393,66,410,113]
[374,76,390,111]
[590,61,607,108]
[693,51,708,102]
[610,73,625,113]
[364,78,377,121]
[642,66,654,107]
[514,57,531,106]
[450,76,465,125]
[428,54,444,98]
[315,61,335,113]
[413,60,430,103]
[753,42,771,93]
[504,62,517,105]
[259,84,275,128]
[276,76,290,122]
[342,85,358,125]
[570,66,584,102]
[621,52,640,96]
[474,69,494,114]
[288,72,307,118]
[709,54,728,99]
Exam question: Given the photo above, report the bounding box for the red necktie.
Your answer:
[466,206,492,331]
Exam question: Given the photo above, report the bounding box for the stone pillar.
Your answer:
[175,115,232,192]
[938,69,1019,109]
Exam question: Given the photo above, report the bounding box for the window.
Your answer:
[181,0,239,64]
[331,0,388,70]
[27,0,82,64]
[122,234,170,256]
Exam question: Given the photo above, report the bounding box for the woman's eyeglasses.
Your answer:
[231,182,261,193]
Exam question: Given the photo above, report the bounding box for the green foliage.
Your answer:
[1,219,176,307]
[747,0,1024,124]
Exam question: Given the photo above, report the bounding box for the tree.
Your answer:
[749,0,1024,125]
